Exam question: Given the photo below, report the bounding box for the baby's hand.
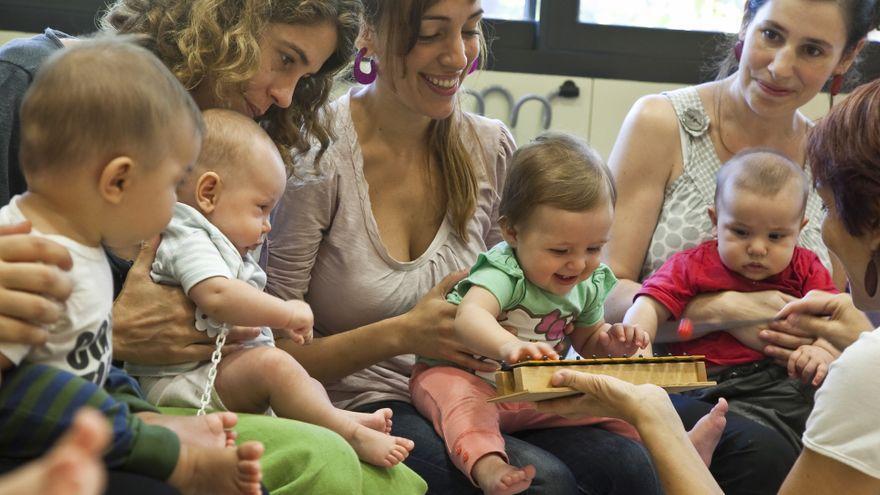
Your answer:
[787,344,835,387]
[282,300,314,345]
[596,323,650,356]
[499,340,559,364]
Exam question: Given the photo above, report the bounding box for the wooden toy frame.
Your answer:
[490,355,716,403]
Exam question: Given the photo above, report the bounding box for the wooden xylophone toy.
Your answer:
[490,355,716,403]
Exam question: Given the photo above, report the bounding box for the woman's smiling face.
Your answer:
[373,0,483,120]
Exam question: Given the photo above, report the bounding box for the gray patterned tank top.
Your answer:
[639,87,830,280]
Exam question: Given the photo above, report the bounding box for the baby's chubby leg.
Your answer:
[215,347,413,468]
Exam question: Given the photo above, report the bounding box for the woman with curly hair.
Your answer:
[0,1,427,493]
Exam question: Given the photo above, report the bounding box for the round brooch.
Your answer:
[681,107,709,136]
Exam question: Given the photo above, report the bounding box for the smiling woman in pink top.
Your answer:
[265,0,666,493]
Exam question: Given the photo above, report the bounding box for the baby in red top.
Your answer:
[625,149,838,387]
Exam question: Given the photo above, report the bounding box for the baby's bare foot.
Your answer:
[169,441,263,495]
[346,424,413,468]
[688,398,728,467]
[343,408,393,434]
[139,412,238,448]
[472,454,535,495]
[0,408,110,495]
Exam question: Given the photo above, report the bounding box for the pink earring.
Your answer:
[830,74,844,96]
[354,48,377,85]
[734,40,744,62]
[467,57,479,75]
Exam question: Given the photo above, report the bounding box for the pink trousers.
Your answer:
[409,363,640,484]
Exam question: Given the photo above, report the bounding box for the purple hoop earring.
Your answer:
[734,40,743,62]
[354,48,377,85]
[468,57,479,75]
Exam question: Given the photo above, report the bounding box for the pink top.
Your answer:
[266,90,515,409]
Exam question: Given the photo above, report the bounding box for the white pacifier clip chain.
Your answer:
[196,325,228,416]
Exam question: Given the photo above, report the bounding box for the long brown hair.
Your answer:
[360,0,487,240]
[101,0,361,170]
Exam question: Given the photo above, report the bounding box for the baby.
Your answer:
[625,149,838,448]
[410,133,724,495]
[126,109,414,468]
[0,38,263,495]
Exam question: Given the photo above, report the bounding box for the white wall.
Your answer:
[463,70,835,159]
[1,29,837,160]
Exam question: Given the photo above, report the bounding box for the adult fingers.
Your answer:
[759,328,813,350]
[0,221,31,236]
[776,291,839,319]
[432,269,468,296]
[763,344,794,363]
[766,319,813,338]
[0,261,74,302]
[0,289,65,324]
[0,235,73,271]
[0,315,49,345]
[784,314,848,340]
[177,343,233,362]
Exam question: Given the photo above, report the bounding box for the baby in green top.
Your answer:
[410,133,652,495]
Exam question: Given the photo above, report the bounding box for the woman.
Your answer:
[538,78,880,494]
[0,1,426,493]
[601,0,876,491]
[265,0,662,493]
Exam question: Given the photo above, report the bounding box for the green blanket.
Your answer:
[161,408,426,494]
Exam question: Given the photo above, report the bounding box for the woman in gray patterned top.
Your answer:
[602,0,879,493]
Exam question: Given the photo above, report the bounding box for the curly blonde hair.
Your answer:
[101,0,361,170]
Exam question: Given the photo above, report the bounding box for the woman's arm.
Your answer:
[276,271,498,382]
[652,289,800,344]
[603,95,681,324]
[536,371,723,495]
[780,449,880,495]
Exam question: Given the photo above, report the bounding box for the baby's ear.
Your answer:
[707,206,718,226]
[195,172,222,213]
[98,156,135,204]
[499,216,519,246]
